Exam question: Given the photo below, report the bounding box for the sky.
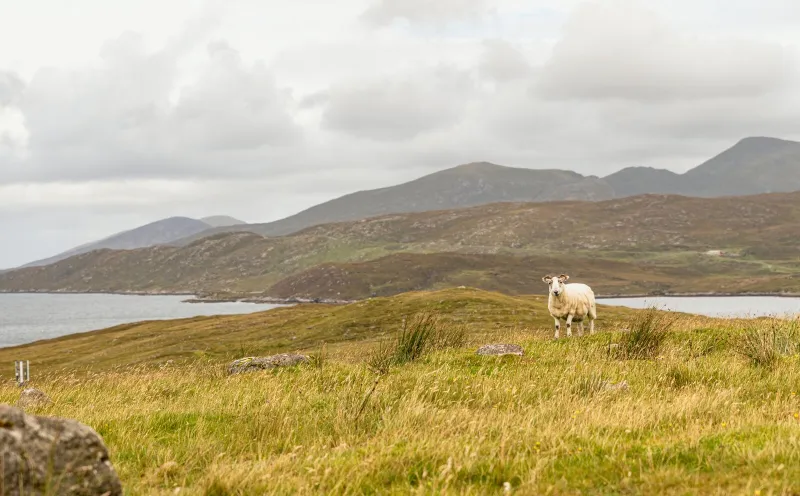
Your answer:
[1,0,799,267]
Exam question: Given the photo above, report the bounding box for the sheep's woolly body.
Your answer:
[542,277,597,338]
[548,283,596,322]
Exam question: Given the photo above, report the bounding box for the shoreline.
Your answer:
[595,291,800,299]
[2,289,800,303]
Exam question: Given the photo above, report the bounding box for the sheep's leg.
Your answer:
[590,319,595,334]
[554,318,561,339]
[578,322,585,337]
[565,315,573,337]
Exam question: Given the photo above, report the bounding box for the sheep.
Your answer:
[542,274,597,339]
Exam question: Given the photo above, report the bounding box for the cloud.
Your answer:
[478,39,532,82]
[536,0,796,101]
[319,65,477,141]
[0,71,24,107]
[7,33,300,183]
[361,0,490,26]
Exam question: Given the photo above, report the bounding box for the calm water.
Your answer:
[599,296,800,318]
[0,293,287,348]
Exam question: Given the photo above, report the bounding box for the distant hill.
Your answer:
[3,192,800,298]
[172,162,616,244]
[21,215,246,268]
[173,137,800,246]
[608,137,800,197]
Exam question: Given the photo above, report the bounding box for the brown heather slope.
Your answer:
[267,252,800,300]
[1,192,800,296]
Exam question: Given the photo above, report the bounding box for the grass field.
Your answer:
[3,290,800,495]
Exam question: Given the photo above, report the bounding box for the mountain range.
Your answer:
[158,136,800,246]
[3,191,800,299]
[14,135,800,270]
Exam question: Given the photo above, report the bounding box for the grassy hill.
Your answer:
[0,288,637,373]
[3,288,800,494]
[2,192,800,298]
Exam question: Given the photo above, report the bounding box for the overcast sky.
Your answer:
[1,0,799,267]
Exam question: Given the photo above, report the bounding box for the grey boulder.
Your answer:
[16,388,53,409]
[228,353,310,375]
[476,344,524,356]
[0,404,122,496]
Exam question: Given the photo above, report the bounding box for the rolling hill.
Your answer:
[3,192,800,299]
[172,136,800,246]
[171,163,616,244]
[21,215,246,268]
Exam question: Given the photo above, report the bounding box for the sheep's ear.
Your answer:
[542,275,553,283]
[558,274,570,282]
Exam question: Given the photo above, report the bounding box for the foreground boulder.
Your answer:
[0,404,122,496]
[16,388,53,409]
[476,344,524,356]
[227,353,310,375]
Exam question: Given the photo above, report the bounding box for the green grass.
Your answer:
[3,289,800,494]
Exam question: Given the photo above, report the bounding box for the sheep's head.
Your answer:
[542,274,569,297]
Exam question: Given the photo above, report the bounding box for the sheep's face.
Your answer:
[542,274,570,297]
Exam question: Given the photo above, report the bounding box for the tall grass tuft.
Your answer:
[736,317,800,368]
[614,305,679,360]
[367,313,466,372]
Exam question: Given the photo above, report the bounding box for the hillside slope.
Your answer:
[21,215,246,268]
[174,137,800,245]
[172,162,616,244]
[607,137,800,198]
[3,192,800,297]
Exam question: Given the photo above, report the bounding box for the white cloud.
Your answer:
[361,0,490,26]
[536,0,796,101]
[319,65,477,141]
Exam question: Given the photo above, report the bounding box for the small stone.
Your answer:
[16,388,53,409]
[227,353,310,375]
[602,380,629,392]
[476,344,524,356]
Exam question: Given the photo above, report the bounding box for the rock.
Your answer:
[476,344,524,356]
[0,404,123,496]
[227,353,310,375]
[602,380,629,392]
[16,388,52,409]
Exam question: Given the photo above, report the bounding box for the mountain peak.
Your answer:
[201,215,247,228]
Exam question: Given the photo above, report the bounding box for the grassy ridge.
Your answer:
[0,288,641,374]
[3,306,800,494]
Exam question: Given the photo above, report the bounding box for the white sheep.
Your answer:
[542,274,597,339]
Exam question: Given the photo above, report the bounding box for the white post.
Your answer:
[26,360,30,383]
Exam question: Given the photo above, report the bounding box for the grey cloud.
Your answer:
[0,71,24,107]
[536,0,795,102]
[8,33,300,182]
[171,42,301,151]
[361,0,489,26]
[320,66,476,141]
[478,40,532,82]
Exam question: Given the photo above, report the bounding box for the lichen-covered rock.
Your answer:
[476,344,524,356]
[16,388,52,409]
[0,404,122,496]
[227,353,310,375]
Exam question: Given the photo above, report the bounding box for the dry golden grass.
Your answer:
[4,310,800,495]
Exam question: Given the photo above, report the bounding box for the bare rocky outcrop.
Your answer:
[0,404,122,496]
[16,388,53,409]
[227,353,310,375]
[476,344,524,356]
